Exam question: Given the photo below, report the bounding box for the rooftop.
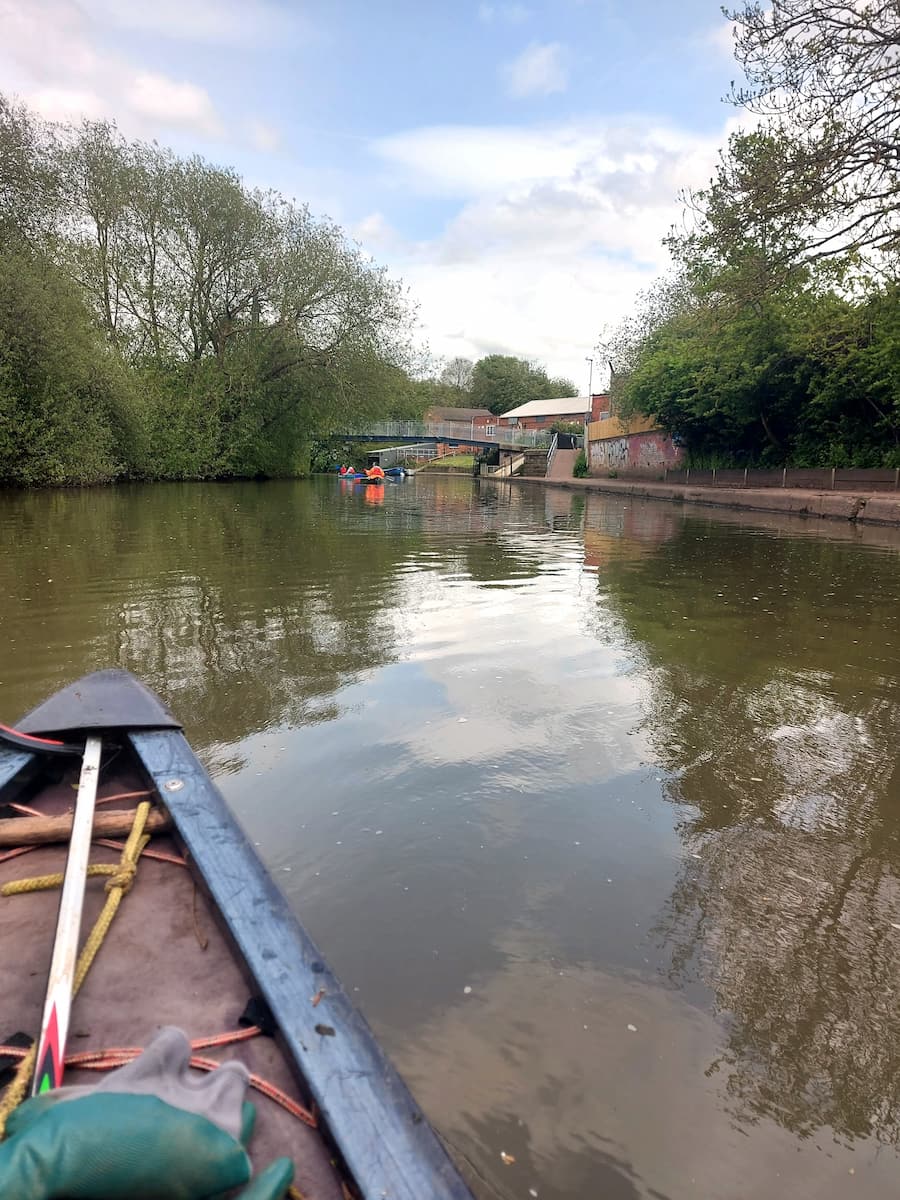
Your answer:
[499,396,590,420]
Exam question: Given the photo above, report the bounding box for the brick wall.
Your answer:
[588,430,684,472]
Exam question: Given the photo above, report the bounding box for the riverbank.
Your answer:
[505,474,900,526]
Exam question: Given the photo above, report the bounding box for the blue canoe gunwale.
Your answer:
[1,670,473,1200]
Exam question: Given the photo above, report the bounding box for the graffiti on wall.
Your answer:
[588,430,684,472]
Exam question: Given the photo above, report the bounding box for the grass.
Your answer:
[420,454,475,469]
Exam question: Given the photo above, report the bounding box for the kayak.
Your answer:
[338,473,384,483]
[0,670,473,1200]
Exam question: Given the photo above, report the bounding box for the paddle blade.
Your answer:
[31,735,102,1095]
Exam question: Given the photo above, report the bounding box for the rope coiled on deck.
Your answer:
[0,802,152,1137]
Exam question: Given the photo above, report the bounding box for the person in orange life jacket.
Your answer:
[365,464,385,479]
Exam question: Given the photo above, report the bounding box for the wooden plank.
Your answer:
[131,730,473,1200]
[0,808,171,847]
[33,736,102,1094]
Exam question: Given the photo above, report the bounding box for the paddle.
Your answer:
[31,735,102,1095]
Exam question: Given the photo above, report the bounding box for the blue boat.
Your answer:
[0,670,473,1200]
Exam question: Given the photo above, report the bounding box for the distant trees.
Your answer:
[0,96,416,485]
[411,353,577,416]
[470,355,576,415]
[439,357,474,393]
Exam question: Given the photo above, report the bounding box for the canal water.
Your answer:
[2,474,900,1199]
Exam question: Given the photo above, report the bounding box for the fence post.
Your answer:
[664,467,668,483]
[895,468,899,491]
[831,467,836,491]
[743,467,748,488]
[686,467,690,484]
[712,468,717,487]
[781,467,787,488]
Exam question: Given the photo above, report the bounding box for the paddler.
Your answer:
[365,463,385,479]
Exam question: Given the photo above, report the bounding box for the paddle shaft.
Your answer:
[32,736,102,1095]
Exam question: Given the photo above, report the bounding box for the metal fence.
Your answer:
[345,421,552,450]
[375,443,438,466]
[591,466,900,492]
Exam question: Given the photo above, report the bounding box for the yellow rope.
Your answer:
[0,802,152,1137]
[0,1045,36,1136]
[3,863,125,896]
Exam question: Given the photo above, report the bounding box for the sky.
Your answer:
[0,0,744,390]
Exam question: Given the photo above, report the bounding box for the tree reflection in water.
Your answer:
[595,504,900,1145]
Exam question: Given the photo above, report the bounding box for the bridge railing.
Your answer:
[377,443,438,467]
[546,431,559,475]
[344,421,552,450]
[481,453,525,478]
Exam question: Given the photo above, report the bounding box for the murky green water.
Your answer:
[2,475,900,1199]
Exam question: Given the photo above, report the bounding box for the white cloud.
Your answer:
[375,125,586,195]
[28,87,107,124]
[365,115,728,381]
[0,0,272,144]
[702,18,736,60]
[478,2,529,24]
[398,252,655,386]
[503,41,568,98]
[244,118,281,153]
[352,212,415,257]
[78,0,306,48]
[126,72,222,136]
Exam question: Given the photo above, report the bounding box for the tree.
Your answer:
[667,129,816,300]
[547,376,578,398]
[598,523,900,1143]
[0,251,140,485]
[612,271,900,467]
[439,356,474,393]
[593,6,900,469]
[0,95,59,250]
[0,91,419,485]
[726,0,900,260]
[470,355,576,414]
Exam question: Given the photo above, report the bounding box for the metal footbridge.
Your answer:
[337,420,551,451]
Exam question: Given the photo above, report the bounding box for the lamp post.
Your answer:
[585,356,594,427]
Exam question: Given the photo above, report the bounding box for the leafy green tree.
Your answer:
[0,252,141,485]
[470,355,576,414]
[609,123,900,467]
[668,129,816,301]
[547,375,578,398]
[0,92,419,485]
[795,283,900,465]
[0,96,59,251]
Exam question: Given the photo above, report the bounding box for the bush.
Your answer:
[0,252,137,486]
[573,450,588,478]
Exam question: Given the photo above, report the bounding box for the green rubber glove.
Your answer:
[0,1028,294,1200]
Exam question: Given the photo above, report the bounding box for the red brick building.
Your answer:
[426,406,496,433]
